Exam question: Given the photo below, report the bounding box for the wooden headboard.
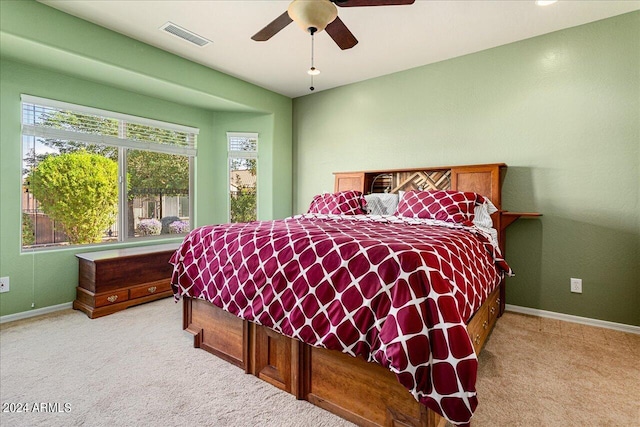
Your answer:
[334,163,514,258]
[334,163,506,210]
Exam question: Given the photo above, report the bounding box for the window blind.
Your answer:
[227,132,258,158]
[21,95,198,156]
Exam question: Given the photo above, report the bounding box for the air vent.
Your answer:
[160,22,211,47]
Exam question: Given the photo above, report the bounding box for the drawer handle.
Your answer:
[148,286,157,293]
[490,306,496,315]
[107,295,118,303]
[496,298,501,305]
[474,334,481,345]
[483,320,488,330]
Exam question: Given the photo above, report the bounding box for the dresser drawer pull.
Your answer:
[107,295,118,303]
[496,298,501,305]
[474,334,481,345]
[490,306,496,315]
[148,286,157,293]
[482,320,488,330]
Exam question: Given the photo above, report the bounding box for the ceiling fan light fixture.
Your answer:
[288,0,338,33]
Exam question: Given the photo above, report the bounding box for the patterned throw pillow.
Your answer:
[307,191,367,215]
[394,190,485,226]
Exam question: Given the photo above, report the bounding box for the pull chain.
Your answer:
[308,27,319,91]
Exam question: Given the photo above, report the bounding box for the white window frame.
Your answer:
[20,95,198,250]
[227,132,258,222]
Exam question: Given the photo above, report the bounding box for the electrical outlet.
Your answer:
[570,277,582,294]
[0,276,9,293]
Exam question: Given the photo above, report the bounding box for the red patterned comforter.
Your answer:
[170,214,512,425]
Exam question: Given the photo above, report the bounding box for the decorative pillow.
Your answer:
[307,190,367,215]
[473,199,498,229]
[394,190,485,225]
[474,199,499,246]
[364,193,399,216]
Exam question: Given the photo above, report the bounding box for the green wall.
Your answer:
[1,1,637,327]
[0,0,292,317]
[293,12,640,326]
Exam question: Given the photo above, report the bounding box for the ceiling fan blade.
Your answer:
[251,11,293,41]
[325,16,358,50]
[334,0,415,6]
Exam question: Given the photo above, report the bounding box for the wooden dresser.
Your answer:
[73,243,179,318]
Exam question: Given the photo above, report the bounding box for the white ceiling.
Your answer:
[39,0,640,98]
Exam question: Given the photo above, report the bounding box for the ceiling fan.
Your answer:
[251,0,416,50]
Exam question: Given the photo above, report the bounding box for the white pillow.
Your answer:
[473,199,498,229]
[473,199,499,246]
[364,193,399,216]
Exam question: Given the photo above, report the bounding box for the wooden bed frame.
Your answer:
[181,163,538,427]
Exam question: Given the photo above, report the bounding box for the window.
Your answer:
[21,95,197,250]
[227,132,257,223]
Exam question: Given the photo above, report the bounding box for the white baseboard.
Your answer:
[505,304,640,335]
[0,302,73,324]
[2,302,638,335]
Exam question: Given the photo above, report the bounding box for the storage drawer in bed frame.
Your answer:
[182,285,501,427]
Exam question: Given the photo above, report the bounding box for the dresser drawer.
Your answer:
[129,279,171,299]
[466,303,489,354]
[95,289,129,307]
[487,287,501,328]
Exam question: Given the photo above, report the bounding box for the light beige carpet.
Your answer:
[0,298,638,427]
[473,311,639,426]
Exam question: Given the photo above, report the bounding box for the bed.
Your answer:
[170,163,537,427]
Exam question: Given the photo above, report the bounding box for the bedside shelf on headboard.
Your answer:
[500,211,542,229]
[497,212,542,257]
